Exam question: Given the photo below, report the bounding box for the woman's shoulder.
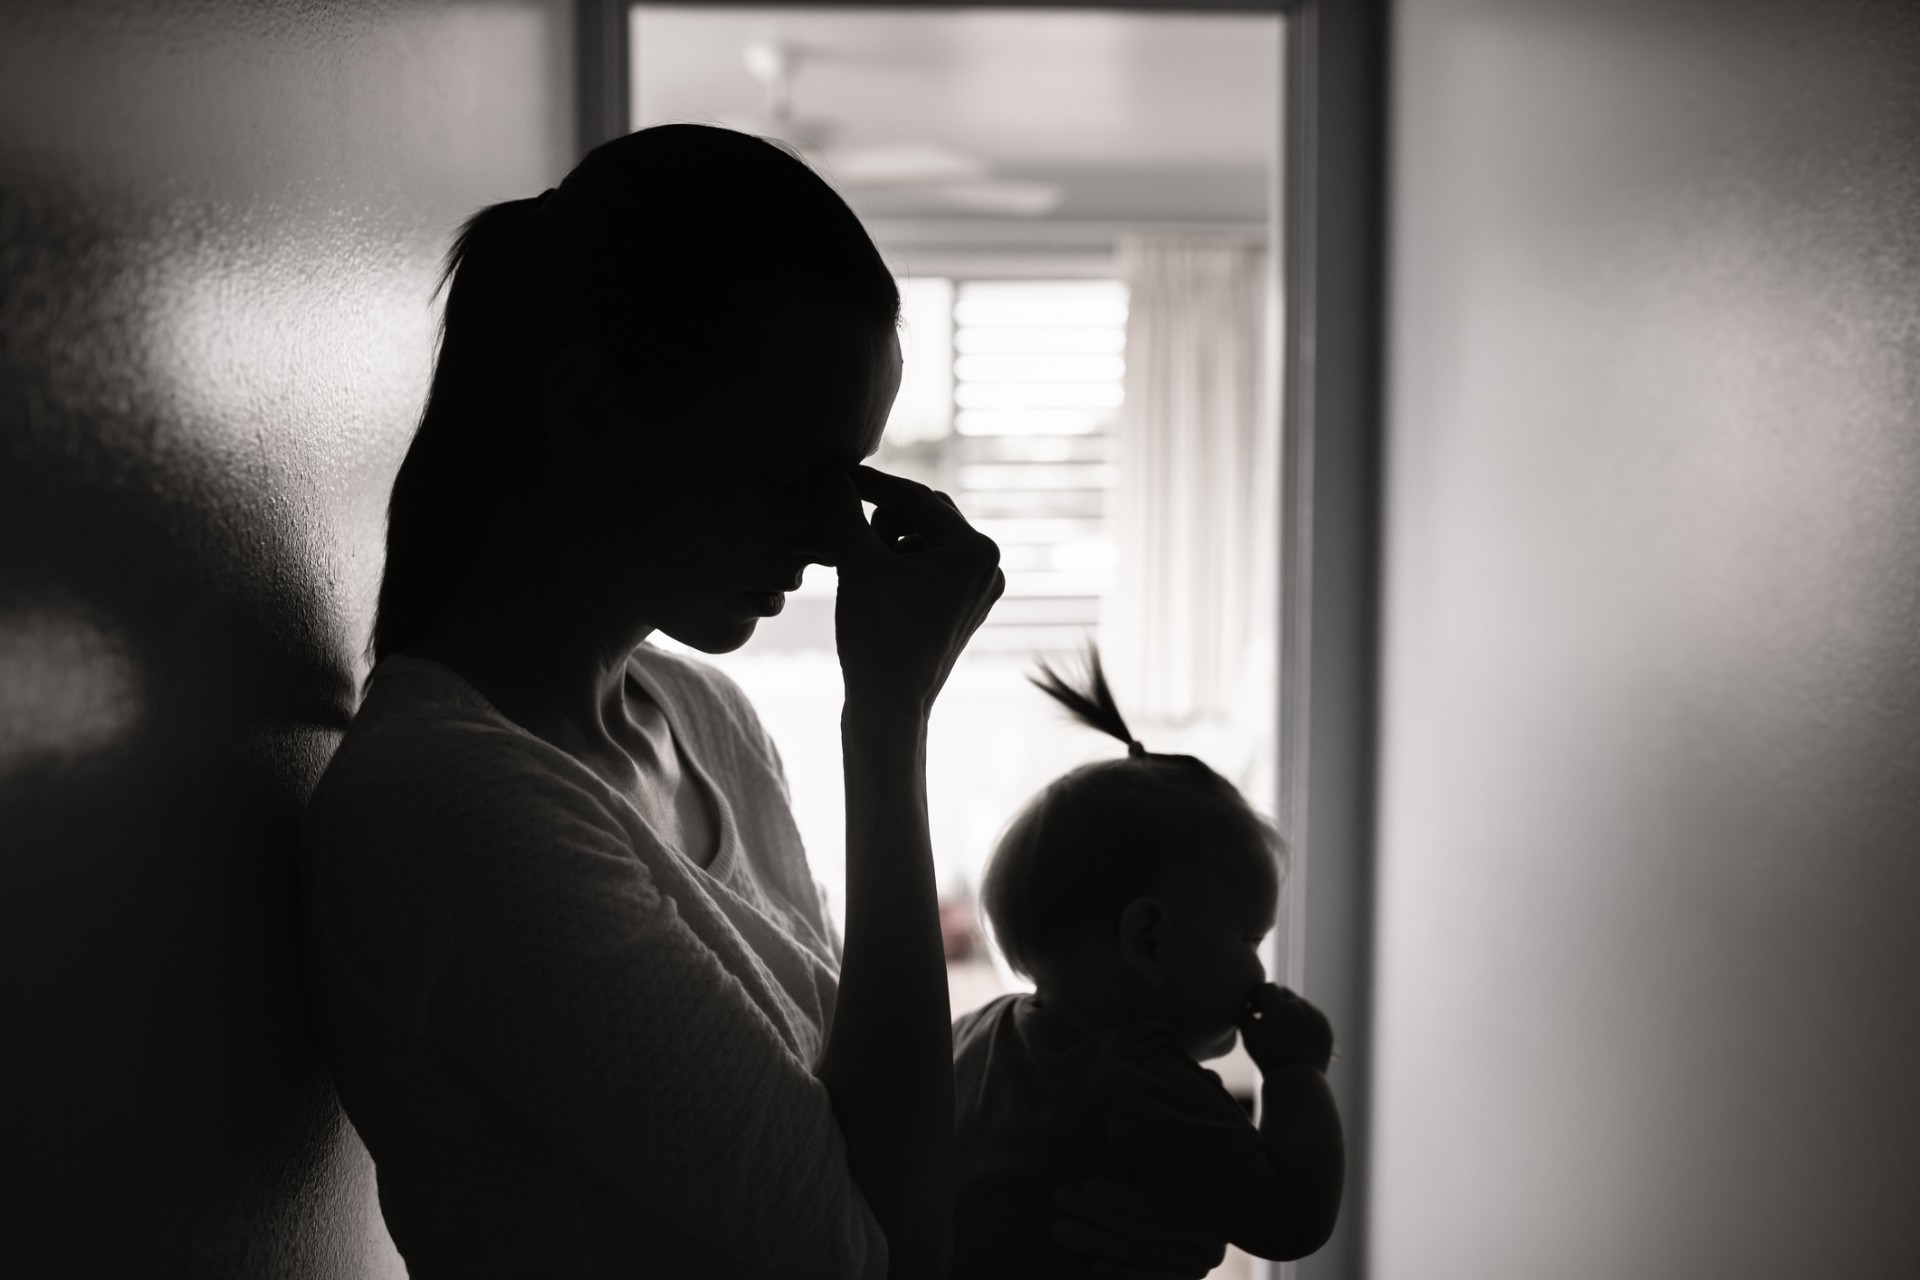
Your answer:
[307,658,615,849]
[301,660,649,956]
[325,656,544,769]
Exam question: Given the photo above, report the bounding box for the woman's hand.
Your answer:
[823,465,1003,713]
[813,468,989,1278]
[1054,1180,1229,1280]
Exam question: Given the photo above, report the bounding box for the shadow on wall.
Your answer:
[0,182,377,1274]
[0,2,572,1274]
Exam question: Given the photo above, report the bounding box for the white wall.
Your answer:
[1374,2,1920,1276]
[0,2,572,1272]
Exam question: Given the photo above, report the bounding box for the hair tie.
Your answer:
[1127,740,1146,757]
[521,187,559,246]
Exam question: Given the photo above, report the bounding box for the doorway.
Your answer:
[631,8,1287,1279]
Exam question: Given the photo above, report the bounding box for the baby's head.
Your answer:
[981,648,1285,1060]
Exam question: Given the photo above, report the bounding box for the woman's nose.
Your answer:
[786,523,838,568]
[782,482,850,565]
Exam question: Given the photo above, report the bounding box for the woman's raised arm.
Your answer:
[816,466,1002,1278]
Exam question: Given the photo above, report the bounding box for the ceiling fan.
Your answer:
[727,39,1062,218]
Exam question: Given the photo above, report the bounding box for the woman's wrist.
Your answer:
[841,682,934,735]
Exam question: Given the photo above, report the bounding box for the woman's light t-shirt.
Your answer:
[300,647,886,1280]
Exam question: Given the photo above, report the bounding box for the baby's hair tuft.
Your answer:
[1030,645,1143,756]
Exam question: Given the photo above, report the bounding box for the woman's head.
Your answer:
[373,125,901,663]
[980,648,1285,1055]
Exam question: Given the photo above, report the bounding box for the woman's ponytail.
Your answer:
[370,196,544,665]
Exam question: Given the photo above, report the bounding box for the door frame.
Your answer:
[582,5,1388,1277]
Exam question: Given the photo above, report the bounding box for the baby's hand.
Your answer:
[1236,983,1334,1074]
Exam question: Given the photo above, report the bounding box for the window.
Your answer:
[630,15,1287,1221]
[878,278,1129,650]
[689,275,1141,941]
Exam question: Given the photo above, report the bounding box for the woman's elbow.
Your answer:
[1270,1216,1338,1263]
[1238,1197,1341,1262]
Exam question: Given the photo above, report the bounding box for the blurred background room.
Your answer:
[635,15,1283,1273]
[632,3,1281,1014]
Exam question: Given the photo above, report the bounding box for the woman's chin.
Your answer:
[657,616,759,655]
[651,591,789,655]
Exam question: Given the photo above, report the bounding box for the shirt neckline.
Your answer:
[374,649,743,885]
[623,647,741,883]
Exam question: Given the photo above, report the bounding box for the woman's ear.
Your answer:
[1116,897,1167,987]
[540,344,624,465]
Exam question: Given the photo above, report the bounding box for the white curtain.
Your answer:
[1104,237,1274,746]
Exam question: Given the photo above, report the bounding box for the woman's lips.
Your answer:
[742,591,786,617]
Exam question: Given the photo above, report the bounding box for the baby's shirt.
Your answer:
[950,993,1270,1280]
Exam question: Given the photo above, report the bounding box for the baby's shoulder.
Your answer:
[954,992,1027,1039]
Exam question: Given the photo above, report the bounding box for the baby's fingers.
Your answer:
[1240,982,1291,1024]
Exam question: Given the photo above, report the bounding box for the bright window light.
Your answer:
[956,327,1126,355]
[955,409,1103,437]
[953,354,1128,383]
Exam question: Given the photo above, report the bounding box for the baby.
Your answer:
[950,650,1344,1278]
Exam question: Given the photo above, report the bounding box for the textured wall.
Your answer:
[1374,2,1920,1277]
[0,2,570,1272]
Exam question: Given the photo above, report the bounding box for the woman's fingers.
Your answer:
[1052,1180,1226,1277]
[1052,1220,1225,1280]
[1052,1217,1224,1273]
[827,466,983,561]
[829,461,1001,706]
[1094,1263,1217,1280]
[851,465,973,539]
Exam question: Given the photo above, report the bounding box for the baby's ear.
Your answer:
[1116,897,1167,986]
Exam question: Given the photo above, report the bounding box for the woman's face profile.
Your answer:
[555,304,903,654]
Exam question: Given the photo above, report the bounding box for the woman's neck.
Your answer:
[405,523,647,748]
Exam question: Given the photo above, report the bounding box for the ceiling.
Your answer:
[630,7,1281,227]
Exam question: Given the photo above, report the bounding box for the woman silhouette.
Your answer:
[300,125,1000,1278]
